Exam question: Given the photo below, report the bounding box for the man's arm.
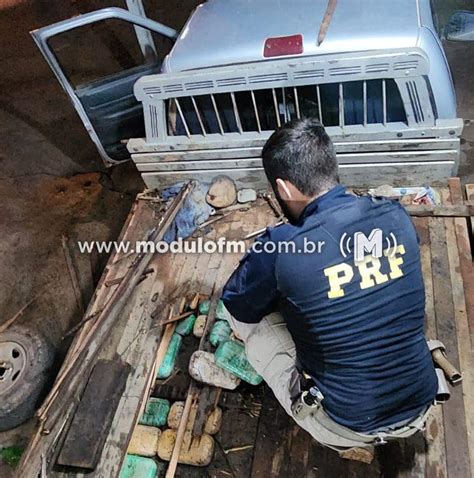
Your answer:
[221,230,280,324]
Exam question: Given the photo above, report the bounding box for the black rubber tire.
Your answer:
[0,324,55,431]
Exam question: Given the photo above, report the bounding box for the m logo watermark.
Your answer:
[340,228,398,262]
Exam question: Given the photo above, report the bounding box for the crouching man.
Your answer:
[221,119,438,455]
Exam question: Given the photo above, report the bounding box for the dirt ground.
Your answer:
[0,0,473,475]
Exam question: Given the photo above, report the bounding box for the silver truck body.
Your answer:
[32,0,466,189]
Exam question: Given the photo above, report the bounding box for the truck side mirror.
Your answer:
[445,10,474,42]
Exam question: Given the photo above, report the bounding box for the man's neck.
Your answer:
[293,187,332,219]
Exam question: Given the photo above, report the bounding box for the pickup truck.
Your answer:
[31,0,473,190]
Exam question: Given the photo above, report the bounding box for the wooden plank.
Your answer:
[450,181,474,344]
[131,138,459,163]
[405,204,474,218]
[91,330,161,478]
[415,217,448,478]
[451,182,474,342]
[448,179,464,205]
[165,385,199,478]
[57,359,131,470]
[128,123,461,153]
[251,391,381,478]
[429,217,471,478]
[285,425,313,477]
[141,162,455,191]
[444,216,474,478]
[192,386,221,437]
[135,151,458,171]
[447,181,474,478]
[466,183,474,237]
[207,391,261,478]
[250,389,293,478]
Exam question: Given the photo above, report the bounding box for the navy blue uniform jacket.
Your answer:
[222,185,437,432]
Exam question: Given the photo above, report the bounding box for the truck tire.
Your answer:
[0,325,54,431]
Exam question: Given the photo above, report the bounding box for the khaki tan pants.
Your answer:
[227,312,374,450]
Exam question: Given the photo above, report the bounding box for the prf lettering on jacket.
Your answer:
[323,245,406,299]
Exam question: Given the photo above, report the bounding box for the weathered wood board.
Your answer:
[57,359,131,470]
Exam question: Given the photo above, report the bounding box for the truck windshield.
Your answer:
[167,79,407,136]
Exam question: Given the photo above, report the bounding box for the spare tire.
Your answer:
[0,324,54,431]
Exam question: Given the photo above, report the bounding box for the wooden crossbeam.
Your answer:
[405,204,474,217]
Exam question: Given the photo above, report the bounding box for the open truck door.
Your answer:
[31,7,178,165]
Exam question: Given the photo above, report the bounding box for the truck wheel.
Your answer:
[0,325,54,431]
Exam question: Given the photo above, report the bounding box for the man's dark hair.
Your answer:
[261,118,339,196]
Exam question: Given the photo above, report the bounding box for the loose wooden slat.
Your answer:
[165,385,199,478]
[429,216,471,478]
[415,217,448,478]
[57,359,131,470]
[187,243,225,438]
[69,201,149,360]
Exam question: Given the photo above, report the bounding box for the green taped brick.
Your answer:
[119,454,157,478]
[199,300,230,321]
[156,333,182,379]
[217,300,231,321]
[139,398,170,427]
[175,314,197,336]
[209,320,232,347]
[215,340,263,386]
[199,299,210,315]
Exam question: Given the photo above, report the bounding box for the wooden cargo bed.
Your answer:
[19,180,473,478]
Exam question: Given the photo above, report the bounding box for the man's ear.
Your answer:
[275,178,293,201]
